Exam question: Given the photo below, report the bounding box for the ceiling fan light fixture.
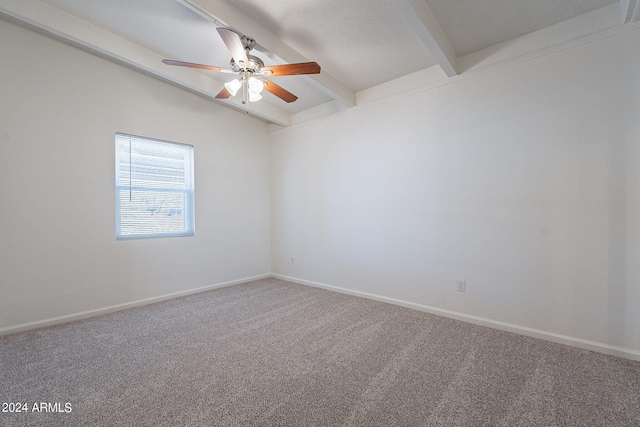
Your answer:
[224,78,242,96]
[248,76,264,94]
[248,91,262,102]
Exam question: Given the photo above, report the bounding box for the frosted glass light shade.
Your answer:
[248,91,262,102]
[248,77,264,94]
[224,79,242,96]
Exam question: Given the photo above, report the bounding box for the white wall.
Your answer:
[270,27,640,355]
[0,19,270,330]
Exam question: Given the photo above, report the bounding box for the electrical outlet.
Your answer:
[456,280,466,292]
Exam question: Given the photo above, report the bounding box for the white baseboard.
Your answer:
[271,273,640,362]
[4,272,638,362]
[0,273,271,336]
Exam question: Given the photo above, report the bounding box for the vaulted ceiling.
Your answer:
[1,0,638,127]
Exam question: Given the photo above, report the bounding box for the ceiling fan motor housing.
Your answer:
[230,54,264,73]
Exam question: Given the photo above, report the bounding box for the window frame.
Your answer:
[115,133,195,240]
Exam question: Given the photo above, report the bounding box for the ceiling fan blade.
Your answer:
[261,62,321,77]
[262,79,298,103]
[216,27,249,67]
[215,87,232,99]
[162,59,235,74]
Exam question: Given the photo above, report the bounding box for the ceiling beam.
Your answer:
[398,0,458,77]
[0,0,290,126]
[621,0,640,23]
[178,0,356,107]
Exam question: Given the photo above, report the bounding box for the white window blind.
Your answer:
[115,133,194,239]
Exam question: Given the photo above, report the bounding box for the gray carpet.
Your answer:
[1,278,639,426]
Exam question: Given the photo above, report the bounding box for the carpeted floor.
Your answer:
[1,278,639,426]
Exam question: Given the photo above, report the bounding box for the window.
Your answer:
[115,133,194,239]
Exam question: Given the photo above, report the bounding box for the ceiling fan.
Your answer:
[162,27,321,106]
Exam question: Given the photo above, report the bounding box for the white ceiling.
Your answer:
[428,0,618,56]
[2,0,635,125]
[226,0,439,91]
